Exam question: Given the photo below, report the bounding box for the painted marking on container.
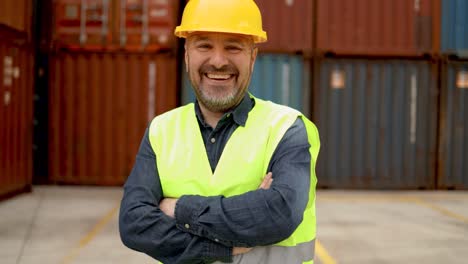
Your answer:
[61,204,119,264]
[4,91,11,106]
[316,239,338,264]
[410,74,417,144]
[285,0,294,6]
[80,1,87,44]
[411,198,468,224]
[13,67,20,79]
[330,69,345,89]
[282,63,290,105]
[456,70,468,89]
[414,0,421,12]
[148,62,156,121]
[65,4,79,18]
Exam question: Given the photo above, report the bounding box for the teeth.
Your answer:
[207,73,231,80]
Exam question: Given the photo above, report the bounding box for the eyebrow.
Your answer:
[190,36,250,46]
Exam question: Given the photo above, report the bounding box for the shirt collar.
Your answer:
[194,93,255,127]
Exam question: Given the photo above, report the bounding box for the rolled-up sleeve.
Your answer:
[119,128,232,264]
[174,118,311,247]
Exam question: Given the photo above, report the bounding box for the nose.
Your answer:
[208,46,229,69]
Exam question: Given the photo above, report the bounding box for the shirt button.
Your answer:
[215,238,219,242]
[184,224,190,229]
[210,138,216,143]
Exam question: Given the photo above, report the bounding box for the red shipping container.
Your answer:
[117,0,179,51]
[256,0,314,54]
[0,36,34,198]
[0,0,32,39]
[316,0,440,57]
[53,0,113,50]
[48,51,177,185]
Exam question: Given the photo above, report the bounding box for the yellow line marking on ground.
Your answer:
[316,239,338,264]
[62,204,119,264]
[410,198,468,224]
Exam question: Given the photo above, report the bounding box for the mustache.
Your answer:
[199,64,238,75]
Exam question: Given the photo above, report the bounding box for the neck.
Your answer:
[198,104,225,128]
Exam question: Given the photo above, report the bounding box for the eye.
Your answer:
[225,45,242,53]
[196,43,211,51]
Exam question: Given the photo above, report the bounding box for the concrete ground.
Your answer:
[1,186,467,264]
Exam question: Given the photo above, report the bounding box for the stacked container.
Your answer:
[312,0,441,189]
[33,0,179,185]
[438,0,468,189]
[52,0,179,51]
[0,1,34,198]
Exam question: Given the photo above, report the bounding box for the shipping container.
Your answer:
[48,51,177,185]
[255,0,314,54]
[313,59,438,189]
[0,0,32,38]
[0,36,34,198]
[438,60,468,189]
[116,0,179,51]
[441,0,468,58]
[52,0,179,51]
[181,53,311,115]
[316,0,439,57]
[53,0,113,49]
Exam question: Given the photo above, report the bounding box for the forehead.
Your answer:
[187,32,253,45]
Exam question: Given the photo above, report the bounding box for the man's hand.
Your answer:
[160,198,178,218]
[259,172,273,189]
[232,247,252,255]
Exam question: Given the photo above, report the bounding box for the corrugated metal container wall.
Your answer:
[441,0,468,57]
[0,38,33,197]
[53,0,179,51]
[255,0,313,54]
[181,54,311,115]
[116,0,179,51]
[316,0,437,57]
[0,0,32,36]
[53,0,113,49]
[48,51,177,185]
[313,59,438,189]
[438,60,468,189]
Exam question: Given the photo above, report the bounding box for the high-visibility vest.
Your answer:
[149,97,320,264]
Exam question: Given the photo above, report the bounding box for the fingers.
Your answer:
[232,247,252,255]
[258,172,273,190]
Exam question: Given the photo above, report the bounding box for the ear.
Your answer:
[184,44,189,72]
[250,47,258,73]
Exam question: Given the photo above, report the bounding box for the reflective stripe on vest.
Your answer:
[149,97,320,262]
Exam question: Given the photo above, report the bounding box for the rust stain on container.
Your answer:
[48,51,177,185]
[316,0,439,57]
[313,58,438,189]
[0,35,34,197]
[438,60,468,190]
[256,0,314,54]
[0,0,32,38]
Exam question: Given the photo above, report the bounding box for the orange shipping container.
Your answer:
[117,0,179,51]
[53,0,113,49]
[48,51,177,185]
[316,0,440,57]
[0,36,34,198]
[0,0,32,37]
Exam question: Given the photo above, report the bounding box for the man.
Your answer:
[119,0,320,263]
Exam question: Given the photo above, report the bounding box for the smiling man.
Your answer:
[119,0,320,263]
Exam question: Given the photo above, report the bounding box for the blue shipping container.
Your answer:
[313,59,438,189]
[441,0,468,57]
[438,60,468,189]
[181,54,311,115]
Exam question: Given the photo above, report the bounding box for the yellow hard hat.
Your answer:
[175,0,267,43]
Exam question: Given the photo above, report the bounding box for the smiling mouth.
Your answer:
[205,73,234,80]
